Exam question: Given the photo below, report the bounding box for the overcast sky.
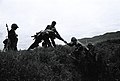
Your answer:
[0,0,120,50]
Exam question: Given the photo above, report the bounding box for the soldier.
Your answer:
[87,43,96,61]
[41,28,53,48]
[45,21,67,47]
[67,37,92,81]
[87,43,98,81]
[67,37,99,81]
[8,23,19,51]
[3,38,8,51]
[67,37,90,60]
[28,21,67,50]
[28,28,53,50]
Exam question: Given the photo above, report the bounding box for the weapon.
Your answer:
[31,34,38,40]
[3,24,10,51]
[31,31,42,40]
[6,24,9,32]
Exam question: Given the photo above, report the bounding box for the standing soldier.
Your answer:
[45,21,67,47]
[8,23,19,51]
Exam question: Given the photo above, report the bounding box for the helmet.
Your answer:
[52,21,56,24]
[87,43,93,46]
[51,21,56,26]
[71,37,77,42]
[11,23,19,29]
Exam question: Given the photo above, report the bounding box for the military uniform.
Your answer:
[67,37,94,81]
[3,38,8,51]
[28,30,52,50]
[8,24,18,51]
[45,21,67,47]
[28,21,67,50]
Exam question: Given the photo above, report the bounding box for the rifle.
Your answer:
[31,31,42,40]
[4,24,10,51]
[31,34,38,40]
[6,24,9,32]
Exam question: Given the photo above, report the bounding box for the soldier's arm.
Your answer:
[55,34,64,41]
[53,28,61,37]
[53,28,67,43]
[67,42,74,47]
[55,34,67,43]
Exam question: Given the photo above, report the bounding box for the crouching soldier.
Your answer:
[67,37,89,61]
[3,38,8,52]
[66,37,93,81]
[28,29,52,50]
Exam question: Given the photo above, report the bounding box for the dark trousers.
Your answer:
[9,38,18,51]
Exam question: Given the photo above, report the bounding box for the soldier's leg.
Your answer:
[10,39,14,50]
[14,38,18,51]
[49,33,56,47]
[28,38,42,50]
[3,43,7,51]
[43,35,52,47]
[28,41,39,50]
[3,45,6,52]
[51,38,56,47]
[42,41,47,48]
[46,39,52,47]
[7,39,11,51]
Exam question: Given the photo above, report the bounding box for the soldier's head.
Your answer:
[51,21,56,27]
[87,43,94,49]
[71,37,77,43]
[11,23,19,30]
[47,25,51,28]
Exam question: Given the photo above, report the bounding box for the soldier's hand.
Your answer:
[16,34,18,37]
[66,43,70,46]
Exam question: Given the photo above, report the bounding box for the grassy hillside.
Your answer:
[79,31,120,45]
[0,39,120,81]
[0,46,74,81]
[95,39,120,60]
[94,39,120,80]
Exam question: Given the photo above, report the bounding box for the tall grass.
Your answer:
[0,39,120,81]
[0,45,74,81]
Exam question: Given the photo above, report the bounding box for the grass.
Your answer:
[0,39,120,81]
[0,45,74,81]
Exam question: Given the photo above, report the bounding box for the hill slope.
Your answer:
[0,39,120,80]
[79,31,120,45]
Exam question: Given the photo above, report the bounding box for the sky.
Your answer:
[0,0,120,50]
